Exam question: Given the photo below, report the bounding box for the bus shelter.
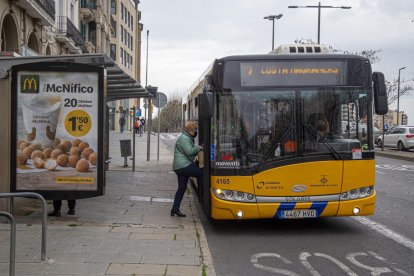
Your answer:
[0,54,151,210]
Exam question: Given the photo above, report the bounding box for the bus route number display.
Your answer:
[240,61,347,87]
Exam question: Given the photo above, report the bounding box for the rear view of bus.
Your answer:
[194,45,388,220]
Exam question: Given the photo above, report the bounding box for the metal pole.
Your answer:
[132,106,136,171]
[317,2,321,44]
[145,30,149,132]
[0,211,15,276]
[397,71,401,125]
[147,98,152,161]
[382,114,385,151]
[157,93,160,161]
[271,18,275,51]
[0,192,47,260]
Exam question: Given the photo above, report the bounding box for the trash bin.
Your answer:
[120,139,131,167]
[120,139,131,157]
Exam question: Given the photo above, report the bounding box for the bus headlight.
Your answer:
[213,189,256,203]
[340,186,374,201]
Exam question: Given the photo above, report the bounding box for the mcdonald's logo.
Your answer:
[21,75,39,94]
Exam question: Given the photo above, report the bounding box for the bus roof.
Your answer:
[216,54,370,63]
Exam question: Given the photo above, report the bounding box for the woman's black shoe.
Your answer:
[171,209,186,217]
[48,210,61,217]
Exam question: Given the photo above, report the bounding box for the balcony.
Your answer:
[14,0,55,26]
[80,0,97,22]
[55,16,87,54]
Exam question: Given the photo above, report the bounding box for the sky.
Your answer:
[139,0,414,123]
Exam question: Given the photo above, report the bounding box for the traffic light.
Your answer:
[401,114,408,125]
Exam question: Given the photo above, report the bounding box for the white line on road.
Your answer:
[353,216,414,252]
[375,170,385,174]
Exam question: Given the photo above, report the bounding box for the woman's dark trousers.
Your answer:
[172,163,203,211]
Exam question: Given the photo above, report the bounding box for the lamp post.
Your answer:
[397,66,406,125]
[288,2,351,44]
[264,14,283,51]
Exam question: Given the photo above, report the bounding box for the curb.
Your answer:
[375,151,414,162]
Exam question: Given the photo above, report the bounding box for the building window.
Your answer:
[124,7,127,23]
[111,0,116,14]
[110,44,117,61]
[121,26,123,42]
[128,12,131,28]
[130,56,133,67]
[121,3,124,20]
[120,47,123,64]
[131,35,133,51]
[111,17,116,38]
[131,17,133,31]
[124,29,127,45]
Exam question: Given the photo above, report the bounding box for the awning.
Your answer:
[0,53,151,101]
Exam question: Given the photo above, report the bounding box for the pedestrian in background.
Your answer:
[119,116,126,133]
[171,121,203,217]
[49,200,76,217]
[135,118,140,134]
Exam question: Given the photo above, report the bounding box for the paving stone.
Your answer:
[166,264,202,276]
[106,263,166,275]
[44,262,109,275]
[84,252,142,263]
[141,253,201,266]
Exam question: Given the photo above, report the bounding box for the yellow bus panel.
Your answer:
[253,161,343,197]
[342,160,375,192]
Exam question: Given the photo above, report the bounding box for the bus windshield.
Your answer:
[213,88,371,170]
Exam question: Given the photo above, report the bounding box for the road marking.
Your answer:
[375,170,385,174]
[353,216,414,252]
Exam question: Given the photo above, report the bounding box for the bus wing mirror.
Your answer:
[372,72,388,115]
[199,92,213,119]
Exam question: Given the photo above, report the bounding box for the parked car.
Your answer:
[377,126,414,151]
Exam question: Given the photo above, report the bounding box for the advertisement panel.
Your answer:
[11,62,104,199]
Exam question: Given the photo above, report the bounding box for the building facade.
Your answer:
[1,0,143,131]
[107,0,142,131]
[0,0,56,55]
[374,110,408,130]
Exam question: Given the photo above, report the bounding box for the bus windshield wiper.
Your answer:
[255,126,294,172]
[304,124,343,160]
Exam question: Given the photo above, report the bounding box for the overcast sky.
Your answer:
[139,0,414,123]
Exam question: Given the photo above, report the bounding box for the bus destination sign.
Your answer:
[240,61,347,87]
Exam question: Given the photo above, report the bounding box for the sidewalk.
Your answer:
[375,147,414,162]
[0,131,216,276]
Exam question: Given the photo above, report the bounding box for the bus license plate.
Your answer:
[282,210,317,219]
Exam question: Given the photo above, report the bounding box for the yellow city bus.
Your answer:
[185,45,388,219]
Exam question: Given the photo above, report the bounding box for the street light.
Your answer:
[264,14,283,51]
[288,2,351,44]
[397,66,407,125]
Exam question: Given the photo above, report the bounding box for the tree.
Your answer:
[385,78,414,105]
